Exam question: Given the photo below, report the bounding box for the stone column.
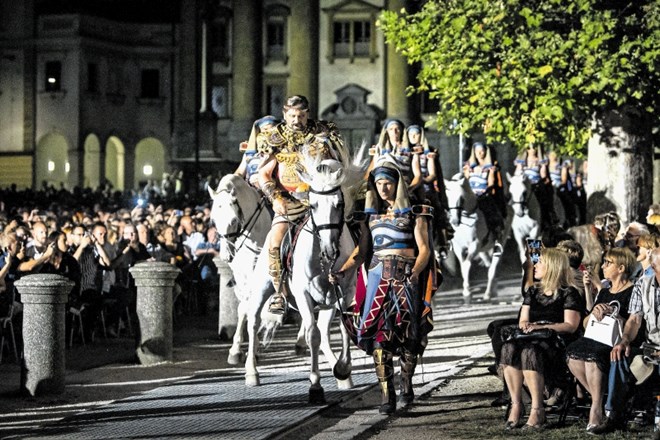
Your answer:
[15,274,74,396]
[289,0,319,115]
[385,0,410,123]
[213,256,238,340]
[129,261,181,365]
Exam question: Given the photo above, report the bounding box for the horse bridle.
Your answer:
[446,197,476,226]
[216,191,268,253]
[307,185,345,234]
[510,188,532,217]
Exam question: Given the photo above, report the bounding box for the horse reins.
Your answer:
[217,194,268,255]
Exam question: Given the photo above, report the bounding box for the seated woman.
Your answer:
[566,247,637,432]
[500,248,583,430]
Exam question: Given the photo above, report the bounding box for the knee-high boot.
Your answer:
[268,248,287,314]
[373,348,396,414]
[399,350,418,404]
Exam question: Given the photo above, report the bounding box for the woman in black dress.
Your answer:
[501,247,583,430]
[566,247,638,432]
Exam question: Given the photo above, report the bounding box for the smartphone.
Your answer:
[526,238,542,263]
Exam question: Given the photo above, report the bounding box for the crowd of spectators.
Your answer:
[0,175,222,356]
[489,204,660,436]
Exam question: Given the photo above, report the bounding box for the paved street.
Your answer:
[0,263,522,439]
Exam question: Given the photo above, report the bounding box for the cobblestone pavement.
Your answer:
[0,271,521,439]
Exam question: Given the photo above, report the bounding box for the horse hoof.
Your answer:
[333,363,352,381]
[309,387,326,404]
[336,378,354,390]
[227,352,243,366]
[295,344,307,356]
[245,374,260,387]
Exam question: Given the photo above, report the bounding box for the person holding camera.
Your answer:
[17,221,55,274]
[70,223,112,340]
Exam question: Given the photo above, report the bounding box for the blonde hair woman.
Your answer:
[500,248,583,431]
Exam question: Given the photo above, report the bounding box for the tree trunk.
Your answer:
[586,108,653,226]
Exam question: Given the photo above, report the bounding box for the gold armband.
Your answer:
[261,181,282,202]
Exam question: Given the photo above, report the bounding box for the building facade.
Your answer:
[0,0,499,192]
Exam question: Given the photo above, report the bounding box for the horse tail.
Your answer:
[258,309,284,348]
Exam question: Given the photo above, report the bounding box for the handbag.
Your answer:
[583,300,623,347]
[507,327,555,342]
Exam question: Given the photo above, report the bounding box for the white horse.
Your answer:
[240,148,367,403]
[208,175,305,366]
[444,176,512,303]
[507,172,541,264]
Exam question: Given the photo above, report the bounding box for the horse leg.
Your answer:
[334,312,354,389]
[227,299,247,365]
[244,250,272,387]
[295,320,307,356]
[460,256,473,304]
[300,304,325,404]
[484,252,502,300]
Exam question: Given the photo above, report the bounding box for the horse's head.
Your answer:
[507,172,530,217]
[444,175,476,227]
[298,157,346,267]
[208,175,243,261]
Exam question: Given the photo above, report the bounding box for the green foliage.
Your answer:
[378,0,659,157]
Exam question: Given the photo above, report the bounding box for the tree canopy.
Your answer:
[379,0,659,156]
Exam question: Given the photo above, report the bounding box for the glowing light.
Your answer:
[48,77,56,84]
[143,164,153,176]
[47,161,55,172]
[65,162,70,173]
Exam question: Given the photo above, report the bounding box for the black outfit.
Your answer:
[566,285,636,373]
[501,285,584,389]
[108,241,151,334]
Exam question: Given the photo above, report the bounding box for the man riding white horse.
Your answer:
[257,95,345,314]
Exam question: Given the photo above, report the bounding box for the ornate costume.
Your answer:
[258,119,343,223]
[258,107,344,314]
[341,162,435,414]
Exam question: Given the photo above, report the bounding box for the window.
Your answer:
[211,76,230,118]
[45,61,61,92]
[329,19,375,63]
[266,83,286,117]
[140,69,160,98]
[266,20,286,60]
[264,5,290,64]
[87,63,98,93]
[210,16,231,63]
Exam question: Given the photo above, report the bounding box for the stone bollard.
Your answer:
[213,256,238,340]
[15,274,74,396]
[129,261,181,365]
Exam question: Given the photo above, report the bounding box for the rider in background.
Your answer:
[257,95,344,315]
[404,124,453,258]
[330,162,435,415]
[548,151,577,228]
[234,115,278,189]
[369,119,421,189]
[514,144,557,231]
[463,141,507,255]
